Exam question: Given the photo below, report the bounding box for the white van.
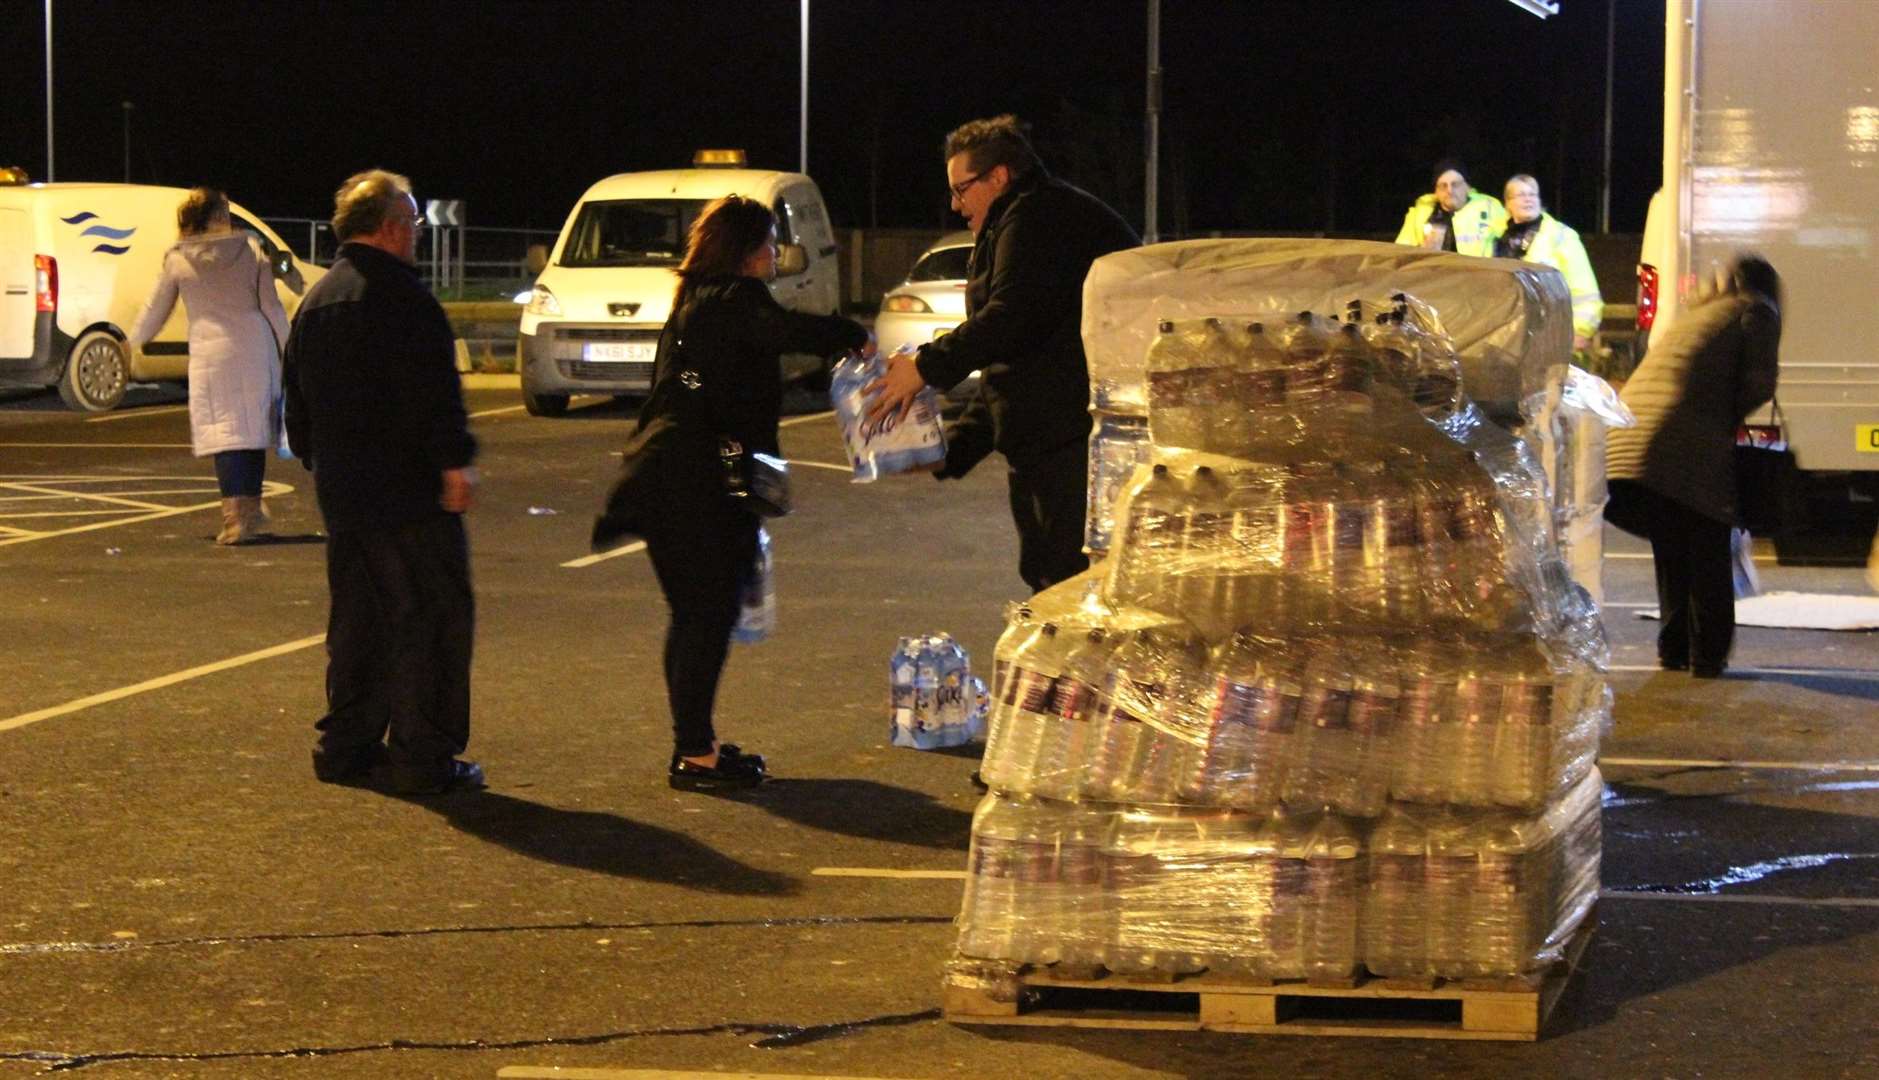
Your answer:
[0,178,316,411]
[518,151,842,416]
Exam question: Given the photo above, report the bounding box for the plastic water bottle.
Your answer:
[958,792,1024,960]
[829,348,946,481]
[1362,802,1430,978]
[1280,311,1332,414]
[1107,463,1185,615]
[1057,800,1111,970]
[1085,412,1153,555]
[1492,645,1557,810]
[1343,645,1401,818]
[1032,629,1114,800]
[1423,810,1475,978]
[1304,814,1362,982]
[930,634,969,747]
[1323,321,1376,418]
[1450,644,1505,807]
[1101,805,1209,977]
[1011,799,1062,964]
[1465,813,1531,978]
[981,623,1067,793]
[1175,465,1235,641]
[966,674,990,743]
[731,527,774,644]
[889,636,920,748]
[913,637,943,748]
[1080,627,1152,801]
[1261,808,1310,979]
[1192,632,1296,810]
[1145,319,1213,449]
[1216,321,1292,456]
[1276,460,1337,633]
[1392,637,1456,805]
[1116,637,1206,806]
[1283,648,1355,813]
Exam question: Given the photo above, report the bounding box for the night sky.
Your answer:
[0,1,1663,237]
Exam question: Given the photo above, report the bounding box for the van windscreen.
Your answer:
[560,199,708,267]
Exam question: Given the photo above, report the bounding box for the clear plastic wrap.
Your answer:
[954,770,1599,981]
[1081,239,1572,420]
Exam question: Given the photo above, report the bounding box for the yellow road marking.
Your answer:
[0,481,169,510]
[0,634,327,733]
[499,1069,914,1080]
[812,867,967,880]
[0,443,193,448]
[85,405,188,423]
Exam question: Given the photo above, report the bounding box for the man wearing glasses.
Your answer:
[870,115,1138,592]
[284,169,484,796]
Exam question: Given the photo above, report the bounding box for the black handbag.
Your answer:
[1734,398,1797,535]
[719,438,792,518]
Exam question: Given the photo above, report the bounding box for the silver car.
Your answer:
[874,231,979,401]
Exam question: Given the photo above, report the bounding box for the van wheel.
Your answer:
[523,389,569,417]
[58,331,130,412]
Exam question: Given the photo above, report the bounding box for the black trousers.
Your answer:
[1008,437,1091,593]
[213,449,265,497]
[1641,492,1736,670]
[317,514,475,787]
[642,498,759,758]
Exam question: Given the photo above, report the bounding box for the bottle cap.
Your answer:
[1158,319,1175,332]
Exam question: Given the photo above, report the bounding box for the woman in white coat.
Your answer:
[130,188,289,544]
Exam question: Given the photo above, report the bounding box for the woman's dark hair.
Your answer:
[176,187,229,235]
[674,195,775,306]
[1733,253,1782,308]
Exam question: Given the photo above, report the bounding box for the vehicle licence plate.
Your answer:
[582,341,655,363]
[1858,424,1879,452]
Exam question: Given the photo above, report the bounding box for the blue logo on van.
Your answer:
[61,211,136,255]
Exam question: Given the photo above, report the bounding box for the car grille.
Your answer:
[559,360,655,383]
[556,326,658,343]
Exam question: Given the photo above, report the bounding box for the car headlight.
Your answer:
[525,284,562,317]
[881,294,932,314]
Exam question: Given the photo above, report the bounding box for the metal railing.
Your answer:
[258,217,558,300]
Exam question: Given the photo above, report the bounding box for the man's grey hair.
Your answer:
[943,115,1041,182]
[331,169,413,241]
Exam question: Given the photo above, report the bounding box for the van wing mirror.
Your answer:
[271,249,295,278]
[775,242,807,277]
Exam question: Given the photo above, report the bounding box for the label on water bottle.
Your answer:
[1058,844,1103,888]
[1502,681,1554,725]
[1332,503,1368,553]
[1013,669,1056,714]
[1233,369,1287,408]
[1212,678,1298,734]
[1372,853,1424,885]
[1300,680,1354,730]
[1048,677,1097,721]
[1476,853,1520,893]
[1325,357,1372,395]
[1455,677,1504,724]
[1384,502,1422,548]
[1398,677,1442,727]
[1148,368,1208,408]
[970,835,1024,879]
[1346,684,1400,735]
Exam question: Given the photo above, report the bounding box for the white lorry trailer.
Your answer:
[1639,0,1879,527]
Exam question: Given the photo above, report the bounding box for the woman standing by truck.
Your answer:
[130,187,289,544]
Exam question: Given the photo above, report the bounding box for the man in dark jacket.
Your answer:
[284,169,484,795]
[871,115,1139,592]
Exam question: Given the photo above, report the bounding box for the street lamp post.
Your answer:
[121,101,133,182]
[44,0,55,181]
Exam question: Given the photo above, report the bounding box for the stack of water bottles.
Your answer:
[889,634,989,750]
[952,295,1607,989]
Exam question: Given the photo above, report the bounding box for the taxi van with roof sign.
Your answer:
[0,174,316,411]
[517,150,843,416]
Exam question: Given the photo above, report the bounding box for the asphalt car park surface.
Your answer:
[1,383,1875,1079]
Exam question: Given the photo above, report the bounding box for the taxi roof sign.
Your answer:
[692,149,747,168]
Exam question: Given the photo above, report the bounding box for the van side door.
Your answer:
[0,208,35,361]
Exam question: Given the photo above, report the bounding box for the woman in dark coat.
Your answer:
[600,195,869,789]
[1606,255,1781,678]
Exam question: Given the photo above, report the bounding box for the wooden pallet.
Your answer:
[943,914,1594,1042]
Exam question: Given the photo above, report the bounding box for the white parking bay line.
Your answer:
[0,443,193,449]
[469,404,528,419]
[85,405,188,423]
[1600,890,1879,909]
[499,1068,913,1080]
[779,409,836,429]
[0,499,220,547]
[0,634,326,734]
[812,867,967,880]
[562,540,647,569]
[792,460,852,473]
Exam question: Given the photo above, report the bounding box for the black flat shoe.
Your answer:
[669,751,766,791]
[716,743,766,772]
[1692,664,1727,679]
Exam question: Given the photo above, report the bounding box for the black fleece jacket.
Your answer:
[914,170,1138,476]
[283,242,477,533]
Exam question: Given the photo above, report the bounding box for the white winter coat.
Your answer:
[129,232,289,457]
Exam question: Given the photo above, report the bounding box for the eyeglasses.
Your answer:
[948,171,988,201]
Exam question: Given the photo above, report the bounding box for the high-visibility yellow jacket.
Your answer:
[1501,213,1604,343]
[1394,192,1508,257]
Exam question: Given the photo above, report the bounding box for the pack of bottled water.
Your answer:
[953,771,1599,981]
[830,348,948,482]
[890,633,985,749]
[731,527,774,645]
